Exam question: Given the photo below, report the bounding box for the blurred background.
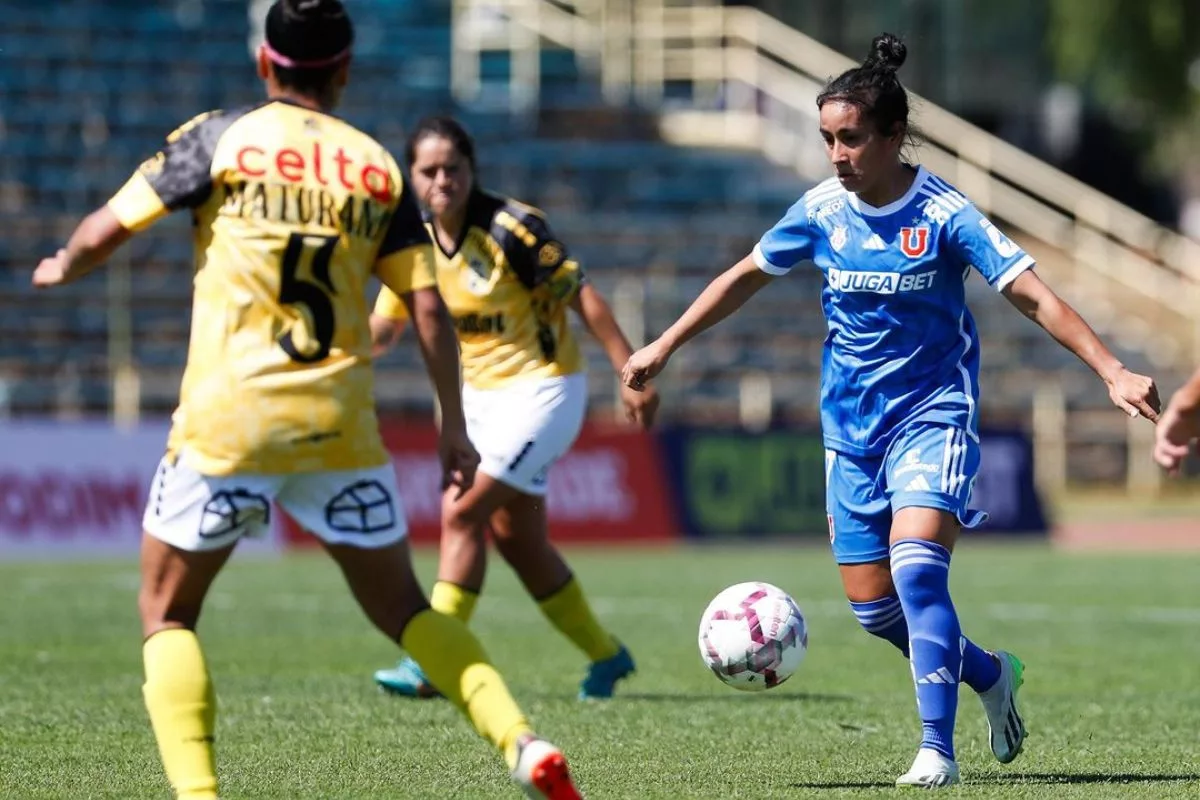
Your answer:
[1,0,1197,555]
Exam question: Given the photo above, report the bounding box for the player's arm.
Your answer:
[1154,365,1200,473]
[369,286,409,357]
[948,205,1160,421]
[622,255,772,389]
[569,283,660,428]
[622,196,813,390]
[375,186,477,493]
[570,283,634,370]
[32,207,132,287]
[33,110,227,289]
[1001,257,1160,422]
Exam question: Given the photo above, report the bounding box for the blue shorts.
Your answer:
[825,422,988,565]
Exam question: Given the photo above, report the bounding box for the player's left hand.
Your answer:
[438,425,481,499]
[1153,400,1199,476]
[32,250,71,288]
[620,382,660,429]
[1106,368,1161,422]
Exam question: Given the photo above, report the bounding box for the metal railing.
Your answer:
[451,0,1200,373]
[448,0,1195,491]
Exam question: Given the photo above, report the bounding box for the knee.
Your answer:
[888,539,953,608]
[138,587,199,638]
[442,498,490,538]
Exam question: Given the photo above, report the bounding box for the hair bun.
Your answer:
[865,33,907,72]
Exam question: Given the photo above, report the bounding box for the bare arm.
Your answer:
[569,282,634,371]
[1002,269,1160,420]
[1169,366,1200,415]
[32,206,133,287]
[621,254,773,389]
[570,282,661,427]
[400,287,466,430]
[1154,365,1200,474]
[659,255,774,355]
[368,313,407,358]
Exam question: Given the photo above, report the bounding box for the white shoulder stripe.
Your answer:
[803,178,845,206]
[924,176,969,210]
[917,190,962,219]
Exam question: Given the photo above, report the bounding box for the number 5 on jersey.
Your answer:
[278,233,338,363]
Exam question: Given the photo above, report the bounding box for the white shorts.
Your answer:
[142,450,408,552]
[464,373,587,496]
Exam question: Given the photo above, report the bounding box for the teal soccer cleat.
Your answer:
[373,656,442,698]
[578,644,635,700]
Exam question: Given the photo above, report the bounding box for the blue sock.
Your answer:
[849,595,909,656]
[961,638,1001,693]
[850,594,1000,692]
[890,539,962,760]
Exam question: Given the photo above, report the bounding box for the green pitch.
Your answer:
[2,543,1198,798]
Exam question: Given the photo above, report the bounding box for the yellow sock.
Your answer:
[538,577,621,662]
[142,629,218,800]
[430,580,480,624]
[401,610,533,769]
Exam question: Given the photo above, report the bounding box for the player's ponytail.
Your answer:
[263,0,354,96]
[864,33,907,73]
[817,32,911,142]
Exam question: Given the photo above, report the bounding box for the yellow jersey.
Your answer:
[374,191,584,390]
[106,99,436,475]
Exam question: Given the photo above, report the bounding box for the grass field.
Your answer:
[3,543,1199,799]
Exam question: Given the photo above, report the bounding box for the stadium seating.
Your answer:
[0,0,1159,428]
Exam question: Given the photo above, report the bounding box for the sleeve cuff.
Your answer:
[375,244,437,296]
[751,243,793,276]
[106,172,168,232]
[372,286,410,320]
[992,255,1035,292]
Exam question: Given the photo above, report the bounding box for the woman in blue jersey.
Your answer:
[623,33,1160,789]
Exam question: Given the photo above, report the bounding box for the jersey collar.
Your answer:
[846,165,928,218]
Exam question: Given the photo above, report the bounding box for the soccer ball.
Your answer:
[698,581,808,691]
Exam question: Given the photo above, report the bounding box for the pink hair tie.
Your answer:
[263,41,350,69]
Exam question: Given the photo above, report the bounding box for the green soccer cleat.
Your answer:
[373,656,441,698]
[978,650,1027,763]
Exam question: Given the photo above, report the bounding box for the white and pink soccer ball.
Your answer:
[698,581,808,691]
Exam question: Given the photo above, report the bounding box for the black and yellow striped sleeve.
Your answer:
[375,181,436,300]
[492,203,584,304]
[107,109,235,232]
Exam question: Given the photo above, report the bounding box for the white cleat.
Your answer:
[895,747,960,789]
[977,650,1027,764]
[511,736,583,799]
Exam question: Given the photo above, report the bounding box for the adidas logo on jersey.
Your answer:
[904,474,933,492]
[863,233,887,251]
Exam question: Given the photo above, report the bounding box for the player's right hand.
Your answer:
[32,250,70,288]
[622,339,671,392]
[1153,401,1199,476]
[438,425,481,499]
[1107,367,1161,422]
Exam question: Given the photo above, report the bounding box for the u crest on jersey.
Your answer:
[899,226,930,258]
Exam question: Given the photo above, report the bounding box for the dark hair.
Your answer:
[404,115,479,174]
[264,0,354,95]
[817,33,910,139]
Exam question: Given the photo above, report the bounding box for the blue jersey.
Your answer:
[752,167,1034,456]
